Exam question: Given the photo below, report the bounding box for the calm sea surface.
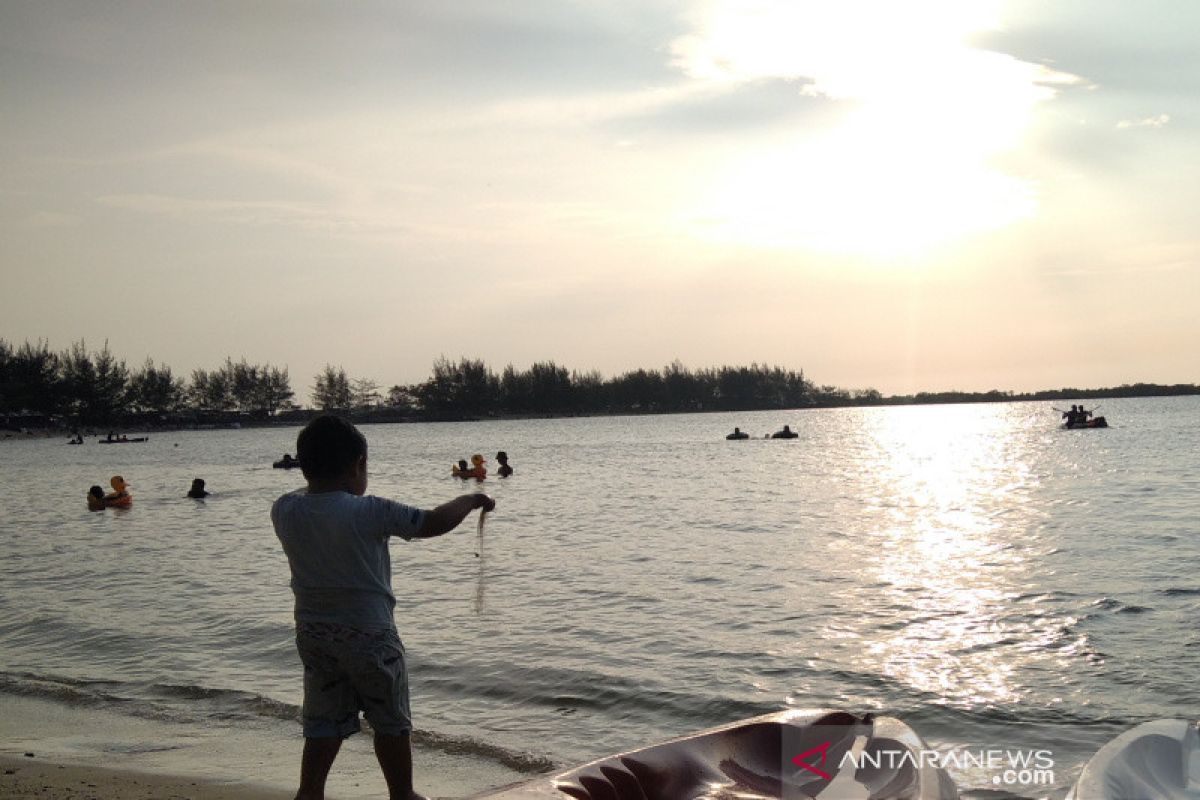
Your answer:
[1,397,1198,797]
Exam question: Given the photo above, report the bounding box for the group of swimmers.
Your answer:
[726,425,798,440]
[451,451,513,480]
[1061,405,1095,426]
[88,448,516,510]
[87,476,211,510]
[86,476,133,510]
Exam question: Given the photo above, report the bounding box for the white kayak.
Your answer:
[470,709,959,799]
[1067,719,1200,800]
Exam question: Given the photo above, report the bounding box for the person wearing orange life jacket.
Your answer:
[452,454,487,480]
[104,475,132,508]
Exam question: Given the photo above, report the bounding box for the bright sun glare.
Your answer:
[673,0,1074,257]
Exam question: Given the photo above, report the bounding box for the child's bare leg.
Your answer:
[296,735,342,800]
[374,732,426,800]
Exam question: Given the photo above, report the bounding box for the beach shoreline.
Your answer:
[0,694,538,800]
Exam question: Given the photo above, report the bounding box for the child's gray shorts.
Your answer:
[295,621,412,738]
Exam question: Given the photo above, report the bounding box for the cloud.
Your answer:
[1116,114,1170,129]
[599,77,840,138]
[976,1,1200,96]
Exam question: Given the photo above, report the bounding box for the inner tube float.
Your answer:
[771,426,798,439]
[726,428,749,440]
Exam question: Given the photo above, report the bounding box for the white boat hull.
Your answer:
[470,709,958,799]
[1067,719,1200,800]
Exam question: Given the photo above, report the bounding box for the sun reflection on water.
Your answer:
[855,404,1043,707]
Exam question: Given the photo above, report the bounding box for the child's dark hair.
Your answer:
[296,415,367,480]
[89,485,104,498]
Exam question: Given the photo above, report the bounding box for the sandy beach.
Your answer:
[0,694,536,800]
[0,754,294,800]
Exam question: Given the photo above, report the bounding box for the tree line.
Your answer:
[389,357,827,420]
[2,338,1195,428]
[0,339,295,424]
[296,357,830,419]
[0,339,830,425]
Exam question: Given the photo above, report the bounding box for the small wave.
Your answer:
[1,669,555,775]
[419,661,772,729]
[1156,587,1200,597]
[0,671,127,709]
[0,670,296,725]
[1086,597,1155,616]
[412,729,555,774]
[903,699,1131,731]
[1115,605,1153,615]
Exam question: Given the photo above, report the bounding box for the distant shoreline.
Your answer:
[3,384,1197,442]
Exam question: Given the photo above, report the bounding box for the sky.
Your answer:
[2,0,1197,397]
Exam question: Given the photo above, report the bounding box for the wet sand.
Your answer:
[0,695,537,799]
[0,754,293,800]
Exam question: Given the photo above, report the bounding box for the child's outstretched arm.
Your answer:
[414,494,495,538]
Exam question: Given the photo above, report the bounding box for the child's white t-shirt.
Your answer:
[272,490,425,630]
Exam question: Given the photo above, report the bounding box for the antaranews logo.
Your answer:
[788,739,1055,795]
[791,741,835,780]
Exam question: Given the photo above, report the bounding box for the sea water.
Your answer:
[1,396,1198,797]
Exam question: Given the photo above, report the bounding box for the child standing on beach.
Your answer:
[272,415,494,800]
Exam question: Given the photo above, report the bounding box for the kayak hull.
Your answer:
[469,709,958,799]
[1063,416,1108,429]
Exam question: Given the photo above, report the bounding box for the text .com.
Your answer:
[794,744,1055,787]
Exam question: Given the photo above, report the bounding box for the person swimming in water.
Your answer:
[104,475,132,507]
[771,425,798,439]
[87,485,105,511]
[187,478,210,499]
[495,451,513,477]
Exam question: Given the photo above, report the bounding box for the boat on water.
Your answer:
[1066,719,1200,800]
[471,709,958,799]
[1063,416,1108,429]
[98,436,149,443]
